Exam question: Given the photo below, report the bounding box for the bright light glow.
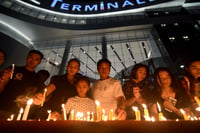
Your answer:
[16,0,172,18]
[27,98,33,105]
[196,107,200,111]
[157,102,161,112]
[180,65,184,69]
[95,100,100,106]
[0,20,33,45]
[30,0,40,5]
[132,106,138,111]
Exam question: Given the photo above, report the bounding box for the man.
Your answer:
[0,50,43,119]
[91,58,126,120]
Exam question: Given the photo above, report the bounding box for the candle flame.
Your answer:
[19,108,23,114]
[47,110,51,113]
[132,106,138,111]
[142,104,147,109]
[71,110,74,113]
[180,108,185,114]
[61,104,65,108]
[102,108,105,113]
[196,107,200,111]
[156,102,161,112]
[27,99,33,105]
[95,100,100,106]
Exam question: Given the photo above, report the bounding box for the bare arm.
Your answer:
[33,83,56,105]
[117,96,125,109]
[0,69,12,93]
[125,97,137,107]
[116,96,126,120]
[45,83,56,97]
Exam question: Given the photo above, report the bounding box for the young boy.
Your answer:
[51,76,96,120]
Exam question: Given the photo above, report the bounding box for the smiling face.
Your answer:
[26,53,41,71]
[76,80,90,98]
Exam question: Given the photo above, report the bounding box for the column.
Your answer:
[58,40,71,75]
[101,36,107,59]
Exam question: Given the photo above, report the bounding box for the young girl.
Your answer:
[51,76,96,120]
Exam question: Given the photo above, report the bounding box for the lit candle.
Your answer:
[109,109,114,120]
[87,112,90,121]
[22,99,33,120]
[142,104,150,120]
[91,112,94,121]
[16,108,23,120]
[7,114,14,121]
[41,88,47,107]
[46,110,51,121]
[102,109,105,121]
[95,100,101,121]
[157,102,165,121]
[70,110,75,120]
[61,104,67,120]
[132,106,141,120]
[10,64,15,79]
[10,114,14,121]
[180,108,189,120]
[76,112,83,120]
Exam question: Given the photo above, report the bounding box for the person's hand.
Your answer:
[1,68,12,80]
[115,108,127,120]
[133,87,141,99]
[33,93,43,105]
[51,111,61,120]
[136,96,145,104]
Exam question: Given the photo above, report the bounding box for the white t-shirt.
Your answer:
[91,77,125,115]
[65,96,96,116]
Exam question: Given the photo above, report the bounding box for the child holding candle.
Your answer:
[154,67,192,120]
[50,76,96,120]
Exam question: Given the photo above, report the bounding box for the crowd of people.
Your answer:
[0,49,200,121]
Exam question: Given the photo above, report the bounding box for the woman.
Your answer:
[122,63,155,120]
[33,58,82,119]
[154,67,192,120]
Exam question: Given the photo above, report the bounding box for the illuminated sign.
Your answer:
[23,0,174,14]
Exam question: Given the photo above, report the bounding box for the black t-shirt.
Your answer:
[43,74,78,113]
[0,66,40,113]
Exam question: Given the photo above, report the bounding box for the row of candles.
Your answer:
[7,64,200,121]
[6,86,200,121]
[7,98,200,121]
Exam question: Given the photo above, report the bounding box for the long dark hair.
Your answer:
[130,63,149,80]
[154,67,179,94]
